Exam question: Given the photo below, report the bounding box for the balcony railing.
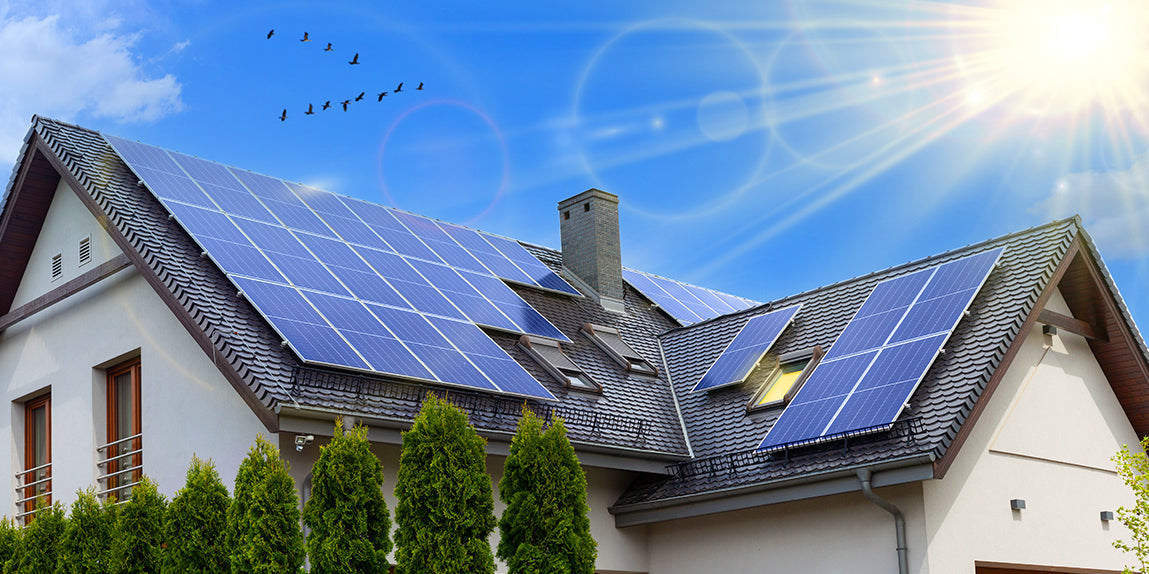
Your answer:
[14,462,51,523]
[96,433,142,503]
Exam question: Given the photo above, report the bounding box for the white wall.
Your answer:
[0,182,268,514]
[279,432,651,574]
[10,180,119,309]
[921,288,1140,573]
[645,482,928,574]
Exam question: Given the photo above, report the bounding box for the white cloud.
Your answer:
[1031,155,1149,259]
[0,14,183,164]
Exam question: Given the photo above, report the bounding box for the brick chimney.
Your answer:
[558,189,624,311]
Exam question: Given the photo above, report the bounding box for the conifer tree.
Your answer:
[497,411,596,574]
[109,477,167,574]
[57,489,117,574]
[161,456,230,574]
[303,419,391,573]
[226,436,304,574]
[0,518,20,572]
[7,502,66,574]
[394,394,495,574]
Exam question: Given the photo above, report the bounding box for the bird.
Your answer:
[377,92,388,101]
[395,82,403,93]
[267,29,275,39]
[305,103,315,115]
[355,92,365,102]
[341,100,351,111]
[417,82,424,91]
[322,100,332,111]
[279,109,287,121]
[300,32,310,42]
[348,53,360,65]
[324,42,333,51]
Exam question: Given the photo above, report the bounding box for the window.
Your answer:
[78,235,92,267]
[580,324,658,376]
[518,335,601,392]
[19,394,51,521]
[105,359,141,500]
[747,347,824,411]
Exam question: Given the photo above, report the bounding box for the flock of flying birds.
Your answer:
[267,29,423,121]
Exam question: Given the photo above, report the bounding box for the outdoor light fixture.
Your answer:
[1101,511,1115,521]
[294,434,315,452]
[1043,324,1058,336]
[1011,499,1026,510]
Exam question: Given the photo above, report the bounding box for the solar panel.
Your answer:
[758,247,1004,450]
[103,133,563,401]
[691,304,802,392]
[622,268,757,325]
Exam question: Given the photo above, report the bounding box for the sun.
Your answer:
[950,0,1149,115]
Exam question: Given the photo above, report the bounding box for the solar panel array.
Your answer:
[691,304,802,392]
[104,134,582,401]
[758,247,1004,450]
[622,268,758,325]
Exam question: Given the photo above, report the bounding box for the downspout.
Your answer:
[857,468,908,574]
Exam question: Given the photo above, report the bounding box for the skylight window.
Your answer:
[580,324,658,376]
[747,347,824,411]
[518,335,601,392]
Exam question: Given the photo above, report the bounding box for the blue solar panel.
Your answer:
[622,268,756,325]
[105,134,567,402]
[437,224,538,285]
[691,304,801,392]
[758,247,1004,450]
[481,233,580,294]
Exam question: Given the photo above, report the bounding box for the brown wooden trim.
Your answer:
[107,359,142,490]
[933,239,1082,479]
[975,560,1122,573]
[1037,309,1105,342]
[31,135,279,432]
[0,253,131,333]
[1075,246,1149,391]
[23,393,51,514]
[0,147,61,315]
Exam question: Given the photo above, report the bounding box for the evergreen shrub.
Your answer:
[162,456,230,574]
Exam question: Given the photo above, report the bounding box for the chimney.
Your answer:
[558,189,624,311]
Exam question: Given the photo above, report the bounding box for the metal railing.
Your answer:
[291,366,648,446]
[96,433,142,502]
[14,462,52,523]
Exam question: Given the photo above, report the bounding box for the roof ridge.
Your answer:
[31,115,100,135]
[664,216,1082,334]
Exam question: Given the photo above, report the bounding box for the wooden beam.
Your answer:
[1037,309,1106,342]
[0,254,131,333]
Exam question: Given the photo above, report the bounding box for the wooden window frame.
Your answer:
[106,359,142,497]
[22,393,51,516]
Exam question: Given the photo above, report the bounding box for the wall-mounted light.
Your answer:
[1010,499,1026,511]
[1101,511,1115,522]
[294,434,315,452]
[1043,324,1058,337]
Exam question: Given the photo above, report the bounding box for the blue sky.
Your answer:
[2,0,1149,328]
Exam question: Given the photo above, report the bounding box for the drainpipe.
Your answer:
[857,468,909,574]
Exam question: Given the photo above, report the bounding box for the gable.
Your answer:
[10,179,121,309]
[989,288,1140,471]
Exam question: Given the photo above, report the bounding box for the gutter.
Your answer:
[858,468,909,574]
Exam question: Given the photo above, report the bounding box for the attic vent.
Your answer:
[78,236,92,267]
[51,253,63,282]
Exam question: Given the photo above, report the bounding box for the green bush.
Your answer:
[6,502,65,574]
[109,477,167,574]
[497,411,596,574]
[394,394,495,574]
[0,518,20,571]
[161,456,230,574]
[303,419,391,573]
[57,489,117,574]
[226,436,304,574]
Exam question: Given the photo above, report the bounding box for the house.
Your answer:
[1,115,1146,573]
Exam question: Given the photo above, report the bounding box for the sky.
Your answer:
[2,0,1149,329]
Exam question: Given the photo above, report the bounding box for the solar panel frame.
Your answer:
[690,304,802,392]
[758,247,1004,451]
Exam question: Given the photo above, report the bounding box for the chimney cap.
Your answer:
[558,188,619,210]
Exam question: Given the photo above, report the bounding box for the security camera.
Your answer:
[294,434,314,452]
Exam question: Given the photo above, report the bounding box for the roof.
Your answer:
[4,116,1148,521]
